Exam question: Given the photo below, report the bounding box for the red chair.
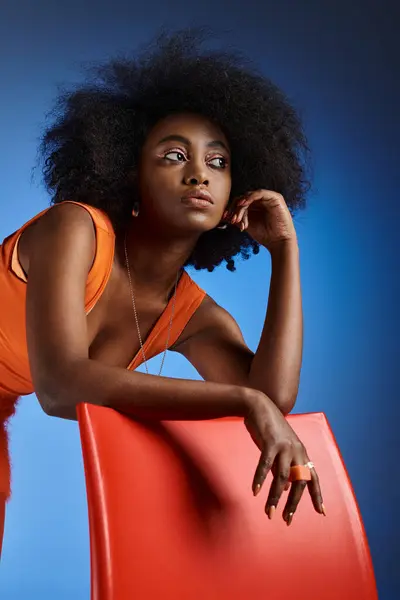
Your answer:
[77,405,378,600]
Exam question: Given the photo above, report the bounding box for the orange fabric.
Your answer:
[77,408,378,600]
[0,201,115,502]
[0,201,206,503]
[0,201,115,399]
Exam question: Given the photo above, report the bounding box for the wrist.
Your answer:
[240,386,273,417]
[269,239,299,263]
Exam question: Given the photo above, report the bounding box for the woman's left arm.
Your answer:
[173,191,303,415]
[248,239,302,414]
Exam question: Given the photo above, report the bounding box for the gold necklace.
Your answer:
[124,236,179,376]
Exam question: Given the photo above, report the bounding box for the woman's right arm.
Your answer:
[25,203,251,421]
[26,203,324,521]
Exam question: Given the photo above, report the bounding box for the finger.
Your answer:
[236,206,248,223]
[282,479,308,525]
[307,467,326,515]
[241,190,284,211]
[237,210,249,232]
[234,191,262,209]
[252,450,276,497]
[265,452,291,519]
[237,190,262,201]
[237,191,264,205]
[231,205,248,224]
[224,204,238,221]
[284,481,291,492]
[236,197,253,208]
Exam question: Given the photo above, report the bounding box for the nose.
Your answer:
[183,169,209,187]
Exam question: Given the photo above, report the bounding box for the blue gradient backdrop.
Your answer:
[0,1,398,598]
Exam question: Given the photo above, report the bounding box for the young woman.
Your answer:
[0,31,325,553]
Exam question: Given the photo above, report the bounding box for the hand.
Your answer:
[244,390,325,525]
[224,190,297,251]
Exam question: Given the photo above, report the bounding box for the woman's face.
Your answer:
[138,113,232,234]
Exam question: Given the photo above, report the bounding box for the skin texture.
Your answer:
[20,113,323,523]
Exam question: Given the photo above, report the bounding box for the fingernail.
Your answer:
[254,484,261,497]
[321,504,327,516]
[286,512,294,526]
[267,506,276,520]
[222,211,228,219]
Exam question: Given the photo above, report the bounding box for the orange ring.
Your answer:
[289,465,312,482]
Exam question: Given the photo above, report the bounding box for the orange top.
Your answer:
[0,201,206,498]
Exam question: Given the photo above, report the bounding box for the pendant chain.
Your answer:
[124,236,179,376]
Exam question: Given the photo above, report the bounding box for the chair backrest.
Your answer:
[77,406,377,600]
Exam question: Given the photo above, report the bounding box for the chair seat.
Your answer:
[77,406,378,600]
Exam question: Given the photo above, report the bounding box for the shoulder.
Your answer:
[196,295,242,335]
[21,202,105,277]
[30,201,97,237]
[172,293,242,349]
[39,201,113,236]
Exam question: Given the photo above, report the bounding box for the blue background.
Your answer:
[1,1,398,598]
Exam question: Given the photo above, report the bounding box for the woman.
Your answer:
[0,31,325,553]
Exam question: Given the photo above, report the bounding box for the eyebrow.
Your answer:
[157,134,230,153]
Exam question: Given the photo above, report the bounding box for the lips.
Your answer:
[181,189,214,205]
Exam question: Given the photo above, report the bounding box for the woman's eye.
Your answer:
[164,151,186,162]
[209,156,228,169]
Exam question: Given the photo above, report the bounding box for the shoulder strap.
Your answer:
[128,271,206,371]
[62,201,114,235]
[60,202,115,313]
[4,201,115,313]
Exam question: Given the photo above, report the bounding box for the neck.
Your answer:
[119,218,199,299]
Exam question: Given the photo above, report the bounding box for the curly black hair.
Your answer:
[40,29,310,272]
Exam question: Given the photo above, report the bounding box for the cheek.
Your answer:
[139,165,182,216]
[215,172,232,200]
[149,161,182,187]
[140,164,173,197]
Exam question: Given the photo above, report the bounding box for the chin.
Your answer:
[180,214,218,234]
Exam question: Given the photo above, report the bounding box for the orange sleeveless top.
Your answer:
[0,201,206,498]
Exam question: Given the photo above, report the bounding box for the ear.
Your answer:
[132,201,140,217]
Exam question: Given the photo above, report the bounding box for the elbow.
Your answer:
[248,383,297,416]
[271,397,296,417]
[39,394,78,420]
[274,391,298,416]
[35,379,78,420]
[262,390,297,416]
[280,401,295,417]
[36,391,68,419]
[248,373,298,416]
[33,358,92,419]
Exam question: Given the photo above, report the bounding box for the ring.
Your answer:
[289,461,314,482]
